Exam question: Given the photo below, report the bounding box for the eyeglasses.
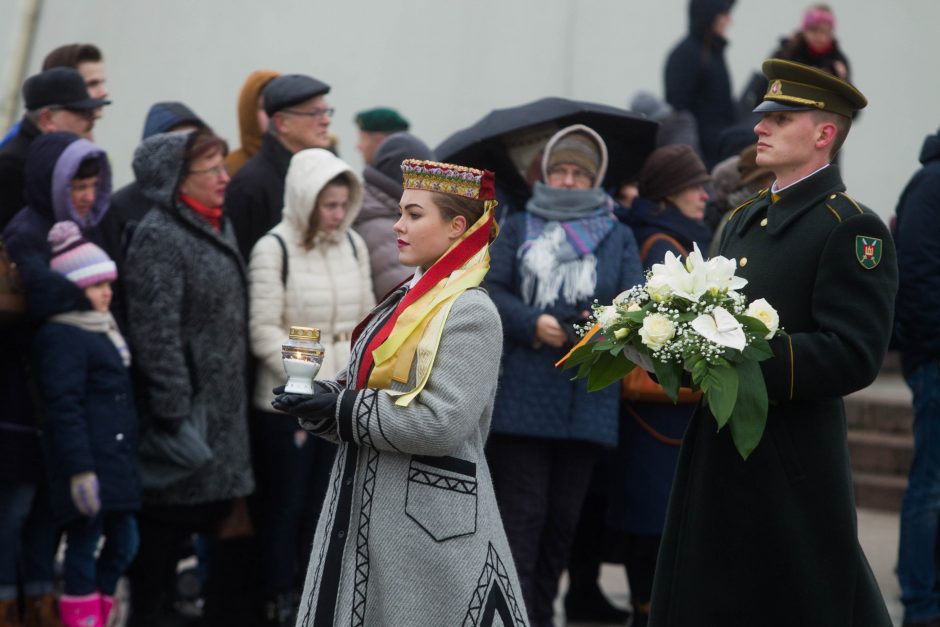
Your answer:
[187,164,228,178]
[281,107,334,119]
[547,165,593,184]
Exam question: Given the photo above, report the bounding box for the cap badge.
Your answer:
[770,80,782,95]
[855,236,882,270]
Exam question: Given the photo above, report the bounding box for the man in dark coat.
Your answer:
[0,67,109,230]
[664,0,737,169]
[225,73,331,259]
[649,60,896,627]
[893,128,940,627]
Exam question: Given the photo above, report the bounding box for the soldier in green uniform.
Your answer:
[649,59,897,627]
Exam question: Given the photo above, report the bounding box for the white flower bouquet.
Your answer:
[558,244,780,459]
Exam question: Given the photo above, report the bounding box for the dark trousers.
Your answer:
[63,511,139,596]
[487,434,602,627]
[622,532,660,608]
[126,500,230,627]
[253,410,335,597]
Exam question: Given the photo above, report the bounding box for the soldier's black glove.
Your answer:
[153,415,182,435]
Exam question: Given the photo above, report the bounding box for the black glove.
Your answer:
[271,392,339,421]
[153,415,182,435]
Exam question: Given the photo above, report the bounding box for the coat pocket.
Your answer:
[405,455,478,542]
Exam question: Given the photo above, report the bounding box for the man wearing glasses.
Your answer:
[226,73,332,259]
[0,67,110,230]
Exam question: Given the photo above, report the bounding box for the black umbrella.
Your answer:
[435,97,658,198]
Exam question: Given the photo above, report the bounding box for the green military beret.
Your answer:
[753,59,867,118]
[354,107,409,132]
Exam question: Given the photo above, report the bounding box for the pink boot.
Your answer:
[58,594,101,627]
[99,595,115,627]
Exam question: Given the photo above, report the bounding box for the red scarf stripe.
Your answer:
[354,213,493,389]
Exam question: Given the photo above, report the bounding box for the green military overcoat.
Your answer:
[649,166,897,626]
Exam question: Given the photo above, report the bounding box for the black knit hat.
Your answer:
[638,144,711,202]
[262,74,330,116]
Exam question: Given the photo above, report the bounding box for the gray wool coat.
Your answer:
[123,131,254,505]
[291,286,529,627]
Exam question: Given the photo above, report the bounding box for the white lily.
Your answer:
[691,307,747,351]
[700,244,748,295]
[650,249,710,302]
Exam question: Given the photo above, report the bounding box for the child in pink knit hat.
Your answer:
[34,220,139,627]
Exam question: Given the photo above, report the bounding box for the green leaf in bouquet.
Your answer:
[739,315,771,337]
[728,359,769,460]
[587,353,636,392]
[686,355,710,385]
[742,339,774,362]
[623,310,647,323]
[652,359,683,403]
[560,341,599,371]
[703,365,738,428]
[592,339,616,352]
[573,351,603,380]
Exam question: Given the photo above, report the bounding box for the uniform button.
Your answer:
[830,194,837,199]
[760,218,768,227]
[337,530,345,539]
[116,433,124,441]
[739,257,748,267]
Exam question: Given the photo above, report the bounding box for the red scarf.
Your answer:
[180,193,223,232]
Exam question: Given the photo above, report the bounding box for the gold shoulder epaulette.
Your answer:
[824,191,865,223]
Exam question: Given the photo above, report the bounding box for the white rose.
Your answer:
[639,314,676,350]
[596,305,619,330]
[627,303,641,312]
[745,298,779,339]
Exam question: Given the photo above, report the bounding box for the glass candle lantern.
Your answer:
[281,326,324,395]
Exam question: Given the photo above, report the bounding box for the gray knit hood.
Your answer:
[132,130,192,209]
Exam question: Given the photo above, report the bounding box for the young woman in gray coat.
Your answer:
[274,159,528,627]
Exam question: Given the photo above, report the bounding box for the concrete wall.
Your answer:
[2,0,937,219]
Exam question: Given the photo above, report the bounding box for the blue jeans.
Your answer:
[899,360,940,623]
[63,511,139,596]
[0,482,58,600]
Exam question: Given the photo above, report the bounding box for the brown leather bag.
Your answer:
[621,233,701,404]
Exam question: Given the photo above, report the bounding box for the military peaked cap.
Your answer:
[753,59,867,118]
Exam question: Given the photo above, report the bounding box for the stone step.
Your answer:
[853,471,907,512]
[844,372,912,435]
[847,430,913,477]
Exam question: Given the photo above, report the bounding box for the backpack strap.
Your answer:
[346,231,359,262]
[268,233,288,286]
[640,232,687,264]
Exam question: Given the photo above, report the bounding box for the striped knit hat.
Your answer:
[48,221,117,288]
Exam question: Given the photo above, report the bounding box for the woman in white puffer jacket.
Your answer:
[247,147,374,623]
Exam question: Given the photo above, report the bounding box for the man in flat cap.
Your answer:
[226,73,332,259]
[0,67,110,229]
[649,59,896,626]
[354,107,409,166]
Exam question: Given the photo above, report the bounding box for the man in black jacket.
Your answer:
[894,128,940,627]
[225,73,331,260]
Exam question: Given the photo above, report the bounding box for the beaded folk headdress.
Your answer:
[400,159,497,208]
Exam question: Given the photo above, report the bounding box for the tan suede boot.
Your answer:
[0,598,23,627]
[22,595,62,627]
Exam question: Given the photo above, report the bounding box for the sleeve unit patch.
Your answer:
[855,236,882,269]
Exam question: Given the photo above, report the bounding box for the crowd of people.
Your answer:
[0,2,930,627]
